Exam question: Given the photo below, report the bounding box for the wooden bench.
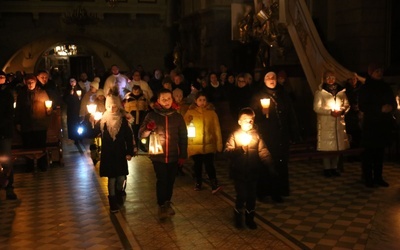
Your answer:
[11,107,63,170]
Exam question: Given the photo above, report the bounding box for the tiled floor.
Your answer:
[1,138,400,249]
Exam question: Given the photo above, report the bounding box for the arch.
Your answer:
[2,34,130,75]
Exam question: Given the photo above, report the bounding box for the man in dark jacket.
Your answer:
[358,63,397,188]
[140,88,188,221]
[0,70,17,199]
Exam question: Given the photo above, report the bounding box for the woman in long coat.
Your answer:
[63,77,82,144]
[251,71,300,203]
[313,70,350,177]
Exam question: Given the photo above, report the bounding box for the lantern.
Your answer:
[260,98,270,118]
[87,104,97,114]
[148,131,163,155]
[187,122,196,138]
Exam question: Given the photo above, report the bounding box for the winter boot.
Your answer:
[108,195,119,213]
[116,190,126,207]
[245,210,257,229]
[158,205,168,221]
[164,201,175,215]
[234,208,243,229]
[210,179,222,194]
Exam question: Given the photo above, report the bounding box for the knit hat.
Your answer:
[368,63,383,75]
[96,89,105,97]
[90,77,100,90]
[105,95,122,110]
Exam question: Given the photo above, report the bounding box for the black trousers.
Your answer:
[362,147,385,182]
[234,180,257,211]
[152,161,178,206]
[192,153,216,183]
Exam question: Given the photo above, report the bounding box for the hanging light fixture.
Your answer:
[54,44,78,56]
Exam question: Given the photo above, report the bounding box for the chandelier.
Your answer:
[62,6,98,28]
[54,45,78,56]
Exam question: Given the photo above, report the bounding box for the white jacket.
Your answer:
[313,85,350,151]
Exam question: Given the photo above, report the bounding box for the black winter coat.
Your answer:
[0,84,14,139]
[139,103,188,163]
[224,128,273,181]
[94,116,135,177]
[358,77,397,147]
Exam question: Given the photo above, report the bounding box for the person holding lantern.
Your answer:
[90,94,136,213]
[251,71,300,203]
[15,74,52,172]
[183,91,223,194]
[139,88,188,221]
[313,70,350,178]
[224,107,273,229]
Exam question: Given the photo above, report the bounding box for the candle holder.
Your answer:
[45,100,53,115]
[260,98,270,118]
[76,90,82,100]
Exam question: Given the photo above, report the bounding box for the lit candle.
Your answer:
[13,102,16,109]
[94,111,103,121]
[45,100,53,109]
[330,103,340,111]
[239,132,252,146]
[87,104,97,114]
[260,98,271,118]
[76,90,82,99]
[396,96,400,110]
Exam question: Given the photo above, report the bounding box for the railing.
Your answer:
[280,0,354,93]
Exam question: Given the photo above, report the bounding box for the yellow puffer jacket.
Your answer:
[184,103,223,157]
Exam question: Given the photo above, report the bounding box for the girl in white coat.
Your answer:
[313,70,350,177]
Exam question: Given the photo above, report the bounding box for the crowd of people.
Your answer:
[0,62,399,230]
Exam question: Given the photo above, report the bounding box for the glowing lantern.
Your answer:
[45,100,53,109]
[187,122,196,138]
[76,90,82,100]
[239,132,252,146]
[148,132,163,155]
[87,104,97,114]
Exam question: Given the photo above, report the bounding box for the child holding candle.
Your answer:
[224,107,273,229]
[313,70,350,177]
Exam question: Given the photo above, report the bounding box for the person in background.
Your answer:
[36,70,60,109]
[228,73,252,120]
[313,70,350,177]
[148,69,164,95]
[103,65,129,100]
[184,91,223,194]
[0,70,17,199]
[251,71,300,203]
[15,74,52,172]
[139,88,188,221]
[77,72,91,95]
[358,63,397,188]
[90,94,136,213]
[130,69,154,101]
[63,77,82,145]
[224,107,273,229]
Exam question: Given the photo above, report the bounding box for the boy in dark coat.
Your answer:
[139,88,188,221]
[224,107,273,229]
